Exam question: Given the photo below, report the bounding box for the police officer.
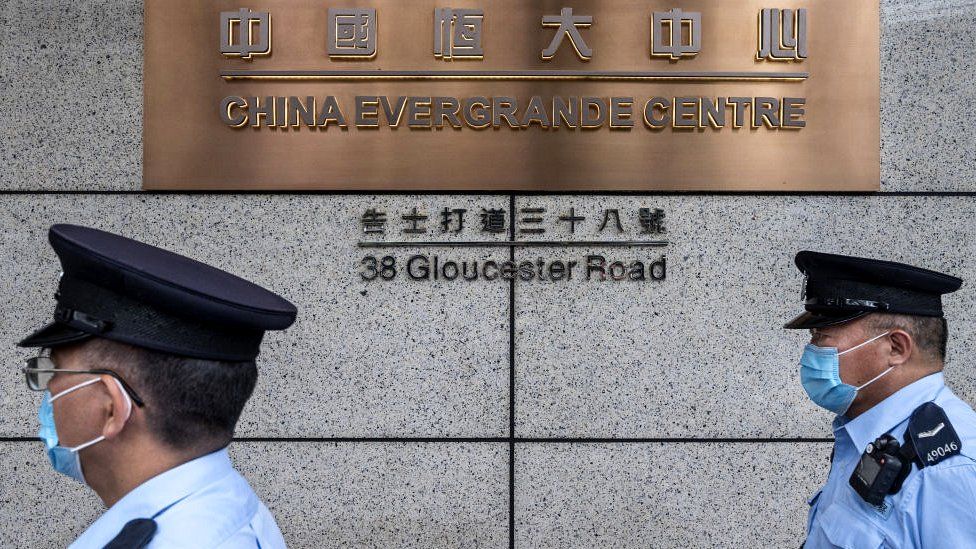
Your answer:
[17,224,297,548]
[785,251,976,547]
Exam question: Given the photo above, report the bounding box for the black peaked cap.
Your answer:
[18,224,297,360]
[784,251,962,330]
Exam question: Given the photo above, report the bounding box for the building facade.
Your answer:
[1,1,974,547]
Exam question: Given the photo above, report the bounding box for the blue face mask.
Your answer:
[38,378,131,484]
[799,331,894,415]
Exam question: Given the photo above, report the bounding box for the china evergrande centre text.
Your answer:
[220,95,807,130]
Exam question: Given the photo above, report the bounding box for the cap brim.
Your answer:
[783,310,868,330]
[17,321,94,349]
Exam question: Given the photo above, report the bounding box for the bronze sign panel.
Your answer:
[144,0,880,190]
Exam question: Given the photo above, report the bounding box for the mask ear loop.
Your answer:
[855,363,898,391]
[837,331,890,357]
[62,378,134,453]
[837,331,897,391]
[49,378,101,402]
[108,377,134,423]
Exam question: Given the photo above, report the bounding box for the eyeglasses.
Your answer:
[23,355,146,407]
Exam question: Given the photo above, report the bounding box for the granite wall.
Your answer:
[1,1,974,547]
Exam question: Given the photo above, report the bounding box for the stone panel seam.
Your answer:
[0,437,836,443]
[508,192,517,549]
[1,191,975,197]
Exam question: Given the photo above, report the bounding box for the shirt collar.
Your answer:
[74,448,235,546]
[834,372,946,452]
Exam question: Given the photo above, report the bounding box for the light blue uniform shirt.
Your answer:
[70,448,286,549]
[805,372,976,548]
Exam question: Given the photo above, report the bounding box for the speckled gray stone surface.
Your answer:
[0,443,102,548]
[0,0,142,190]
[0,441,507,548]
[4,195,974,441]
[881,0,976,191]
[0,195,511,438]
[1,0,974,191]
[513,195,976,438]
[515,442,830,549]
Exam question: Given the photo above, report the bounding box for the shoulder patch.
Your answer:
[909,402,962,467]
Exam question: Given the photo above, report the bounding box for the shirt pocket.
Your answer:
[815,503,886,549]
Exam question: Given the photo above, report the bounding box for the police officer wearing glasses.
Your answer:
[786,251,976,548]
[18,224,297,548]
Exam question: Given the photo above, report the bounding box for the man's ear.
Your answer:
[887,329,914,367]
[99,376,133,440]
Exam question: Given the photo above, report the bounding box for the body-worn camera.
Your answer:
[849,402,963,507]
[849,434,913,507]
